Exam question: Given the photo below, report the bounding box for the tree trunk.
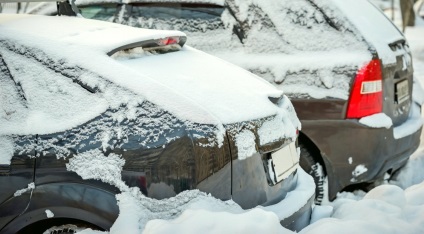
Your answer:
[400,0,415,31]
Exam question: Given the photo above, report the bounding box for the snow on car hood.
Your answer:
[0,14,294,130]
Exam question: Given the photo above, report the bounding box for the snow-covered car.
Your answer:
[31,0,424,203]
[0,13,314,233]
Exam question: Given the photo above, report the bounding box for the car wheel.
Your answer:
[43,224,95,234]
[299,143,326,205]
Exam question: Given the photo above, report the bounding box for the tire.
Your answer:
[299,143,326,205]
[43,223,96,234]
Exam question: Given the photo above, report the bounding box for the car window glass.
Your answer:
[130,3,224,32]
[128,3,239,52]
[79,4,117,20]
[0,48,106,135]
[0,55,27,124]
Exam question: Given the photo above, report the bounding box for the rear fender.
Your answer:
[1,183,119,233]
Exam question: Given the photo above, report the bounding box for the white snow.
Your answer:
[234,130,257,160]
[359,113,393,129]
[259,168,315,221]
[310,205,333,224]
[393,103,423,139]
[66,149,128,191]
[143,209,286,234]
[329,0,404,65]
[351,164,368,178]
[14,182,35,197]
[45,209,54,218]
[0,137,13,164]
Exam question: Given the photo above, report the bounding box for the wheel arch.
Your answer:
[1,182,119,233]
[298,131,341,201]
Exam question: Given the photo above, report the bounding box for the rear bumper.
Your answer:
[231,153,315,231]
[302,104,423,200]
[259,168,315,232]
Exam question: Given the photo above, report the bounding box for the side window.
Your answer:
[0,47,104,135]
[0,54,27,123]
[79,4,118,20]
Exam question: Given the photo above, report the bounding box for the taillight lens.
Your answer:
[157,37,180,46]
[346,59,383,119]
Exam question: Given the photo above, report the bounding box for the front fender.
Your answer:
[1,183,119,233]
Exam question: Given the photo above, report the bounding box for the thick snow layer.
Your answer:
[143,209,287,234]
[116,46,284,124]
[259,168,315,220]
[329,0,404,65]
[66,149,128,191]
[359,113,393,129]
[304,183,424,234]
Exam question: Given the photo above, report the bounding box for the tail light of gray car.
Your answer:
[346,59,383,119]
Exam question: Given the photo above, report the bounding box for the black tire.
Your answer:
[299,143,326,205]
[43,223,97,234]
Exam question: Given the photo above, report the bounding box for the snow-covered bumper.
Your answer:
[197,144,315,231]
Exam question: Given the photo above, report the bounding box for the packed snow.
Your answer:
[359,113,393,129]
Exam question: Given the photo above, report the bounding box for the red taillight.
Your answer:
[346,59,383,119]
[157,37,180,46]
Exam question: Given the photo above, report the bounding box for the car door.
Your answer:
[0,54,36,230]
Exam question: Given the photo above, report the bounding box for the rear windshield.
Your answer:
[132,3,223,19]
[79,4,118,20]
[129,3,224,32]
